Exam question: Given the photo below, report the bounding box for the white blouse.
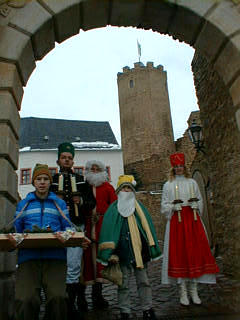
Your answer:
[161,175,203,220]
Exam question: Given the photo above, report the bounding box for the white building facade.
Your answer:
[17,117,124,199]
[18,147,123,199]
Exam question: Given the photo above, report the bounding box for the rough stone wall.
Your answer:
[192,52,240,276]
[175,128,197,169]
[117,62,175,190]
[124,154,170,191]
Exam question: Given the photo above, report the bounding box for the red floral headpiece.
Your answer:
[170,153,185,167]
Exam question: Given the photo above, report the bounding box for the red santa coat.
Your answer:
[83,181,117,284]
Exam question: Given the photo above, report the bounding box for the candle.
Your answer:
[58,175,63,191]
[175,184,179,199]
[71,175,79,216]
[71,175,77,192]
[190,183,195,198]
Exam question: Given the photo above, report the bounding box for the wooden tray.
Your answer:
[0,232,90,251]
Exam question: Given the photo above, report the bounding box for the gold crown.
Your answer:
[117,175,136,188]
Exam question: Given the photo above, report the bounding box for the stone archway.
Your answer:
[0,0,240,318]
[192,169,212,244]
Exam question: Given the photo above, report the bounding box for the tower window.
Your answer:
[129,80,134,88]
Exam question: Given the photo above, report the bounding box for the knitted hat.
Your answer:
[32,164,52,184]
[116,175,136,194]
[170,153,185,167]
[58,142,75,159]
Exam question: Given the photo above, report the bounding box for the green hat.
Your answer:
[32,163,52,184]
[58,142,75,159]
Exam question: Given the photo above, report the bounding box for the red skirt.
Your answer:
[168,206,219,279]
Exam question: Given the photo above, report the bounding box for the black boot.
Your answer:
[77,283,88,312]
[92,282,109,308]
[143,308,157,320]
[66,283,82,320]
[120,313,130,320]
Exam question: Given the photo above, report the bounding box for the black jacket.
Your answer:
[50,170,96,225]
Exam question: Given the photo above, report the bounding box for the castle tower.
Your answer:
[117,62,175,190]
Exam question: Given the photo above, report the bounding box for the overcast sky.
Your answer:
[20,26,198,145]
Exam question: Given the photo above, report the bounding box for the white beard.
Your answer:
[85,171,107,187]
[117,191,136,217]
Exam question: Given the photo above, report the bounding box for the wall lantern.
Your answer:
[187,120,205,154]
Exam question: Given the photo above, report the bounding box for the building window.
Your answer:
[49,167,58,177]
[20,168,31,185]
[129,79,134,88]
[74,167,84,176]
[105,166,111,181]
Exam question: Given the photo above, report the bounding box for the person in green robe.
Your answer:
[97,175,161,320]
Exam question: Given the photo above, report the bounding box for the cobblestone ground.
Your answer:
[40,257,240,319]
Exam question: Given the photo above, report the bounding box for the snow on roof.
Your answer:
[19,141,121,152]
[72,141,120,149]
[19,146,31,152]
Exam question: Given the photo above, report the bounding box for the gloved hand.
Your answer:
[190,201,199,210]
[173,203,182,212]
[108,254,119,264]
[172,199,183,212]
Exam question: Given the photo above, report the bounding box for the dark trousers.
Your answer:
[15,259,68,320]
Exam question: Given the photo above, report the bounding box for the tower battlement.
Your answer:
[117,62,164,78]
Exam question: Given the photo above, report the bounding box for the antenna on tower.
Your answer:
[137,40,141,62]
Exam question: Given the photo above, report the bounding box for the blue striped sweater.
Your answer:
[14,191,71,264]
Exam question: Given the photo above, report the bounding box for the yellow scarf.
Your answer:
[127,201,155,268]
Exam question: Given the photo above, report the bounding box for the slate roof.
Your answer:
[19,117,119,150]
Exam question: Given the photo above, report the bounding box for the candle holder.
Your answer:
[56,190,66,198]
[71,191,81,196]
[188,197,199,203]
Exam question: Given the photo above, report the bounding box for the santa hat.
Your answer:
[85,160,106,172]
[32,163,52,184]
[170,153,185,167]
[58,142,75,159]
[116,175,136,194]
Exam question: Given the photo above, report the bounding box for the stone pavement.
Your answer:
[78,257,240,320]
[40,256,240,319]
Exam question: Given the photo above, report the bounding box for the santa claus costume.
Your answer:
[161,153,219,306]
[83,160,117,308]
